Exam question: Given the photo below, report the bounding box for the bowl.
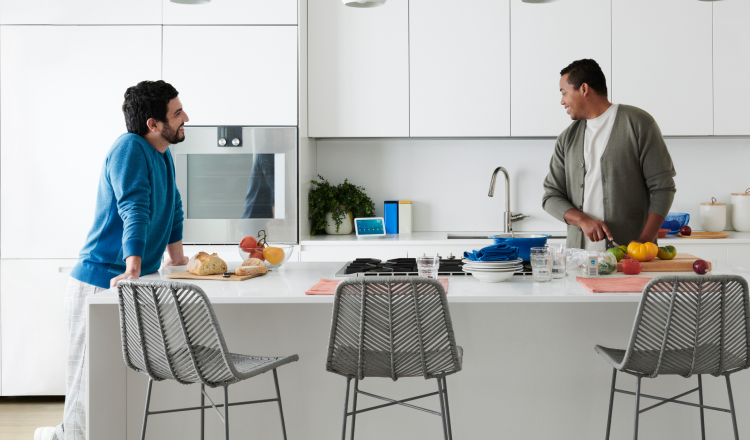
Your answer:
[463,269,514,283]
[662,212,690,235]
[657,228,670,239]
[238,244,295,269]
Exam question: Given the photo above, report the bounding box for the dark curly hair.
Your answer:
[560,59,608,96]
[122,80,179,135]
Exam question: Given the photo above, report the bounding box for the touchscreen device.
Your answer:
[355,217,386,237]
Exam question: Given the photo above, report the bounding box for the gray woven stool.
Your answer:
[595,275,750,440]
[326,277,463,440]
[117,280,299,440]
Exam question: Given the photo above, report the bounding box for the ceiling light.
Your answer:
[170,0,211,4]
[342,0,386,7]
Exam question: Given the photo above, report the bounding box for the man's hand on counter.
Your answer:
[163,240,189,268]
[564,209,613,242]
[110,255,142,288]
[636,213,666,244]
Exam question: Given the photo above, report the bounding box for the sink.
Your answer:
[447,234,567,240]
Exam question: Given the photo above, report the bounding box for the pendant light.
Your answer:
[342,0,386,7]
[170,0,211,4]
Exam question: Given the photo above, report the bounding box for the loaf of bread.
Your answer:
[234,265,268,276]
[187,252,227,276]
[241,257,265,267]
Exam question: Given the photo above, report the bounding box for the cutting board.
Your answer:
[676,232,731,239]
[616,253,711,272]
[166,271,266,281]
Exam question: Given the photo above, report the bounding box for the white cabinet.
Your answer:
[308,0,409,137]
[1,259,78,395]
[0,26,162,259]
[409,0,510,137]
[0,0,160,24]
[612,0,713,136]
[163,0,297,25]
[510,0,611,137]
[162,26,298,126]
[713,1,750,136]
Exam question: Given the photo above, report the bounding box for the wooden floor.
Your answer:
[0,397,64,440]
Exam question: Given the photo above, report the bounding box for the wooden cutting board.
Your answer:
[616,253,711,272]
[166,271,266,281]
[676,232,731,239]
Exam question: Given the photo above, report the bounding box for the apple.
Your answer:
[680,226,692,236]
[693,259,710,275]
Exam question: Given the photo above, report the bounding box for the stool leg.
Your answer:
[725,375,740,440]
[272,369,289,440]
[605,368,617,440]
[633,377,641,440]
[698,375,705,440]
[223,385,229,440]
[442,376,453,440]
[140,378,153,440]
[341,377,351,440]
[437,377,449,440]
[350,378,359,440]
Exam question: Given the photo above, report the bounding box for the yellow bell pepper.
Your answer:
[627,242,658,262]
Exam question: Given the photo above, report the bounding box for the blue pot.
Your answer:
[490,234,551,262]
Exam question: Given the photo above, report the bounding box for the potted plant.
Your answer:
[309,175,375,235]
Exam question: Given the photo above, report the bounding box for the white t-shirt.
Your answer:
[583,104,619,252]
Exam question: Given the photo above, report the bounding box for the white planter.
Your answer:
[325,211,353,235]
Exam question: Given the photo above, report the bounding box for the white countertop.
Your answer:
[88,261,748,305]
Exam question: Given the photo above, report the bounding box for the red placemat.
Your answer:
[576,276,651,293]
[306,278,449,295]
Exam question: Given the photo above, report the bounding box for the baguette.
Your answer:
[241,257,265,267]
[234,265,268,276]
[187,252,228,276]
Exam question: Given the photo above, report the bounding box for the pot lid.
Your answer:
[701,197,726,205]
[732,188,750,196]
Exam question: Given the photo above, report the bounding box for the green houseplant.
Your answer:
[309,175,375,235]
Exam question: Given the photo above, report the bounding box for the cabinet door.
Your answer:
[308,0,409,137]
[714,1,750,136]
[1,259,78,395]
[163,0,297,25]
[410,0,510,137]
[0,26,162,259]
[510,0,611,137]
[0,0,160,24]
[612,0,712,136]
[162,26,298,126]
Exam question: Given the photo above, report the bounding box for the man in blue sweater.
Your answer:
[38,80,190,440]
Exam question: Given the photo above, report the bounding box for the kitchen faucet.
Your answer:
[488,167,529,233]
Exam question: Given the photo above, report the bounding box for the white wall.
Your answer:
[316,137,750,233]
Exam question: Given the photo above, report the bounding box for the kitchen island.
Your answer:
[88,262,750,440]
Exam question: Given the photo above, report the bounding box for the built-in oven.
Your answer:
[174,126,297,244]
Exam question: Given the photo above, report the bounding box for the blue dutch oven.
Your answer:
[490,234,551,262]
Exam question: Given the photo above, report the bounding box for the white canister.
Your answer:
[732,189,750,232]
[700,197,726,232]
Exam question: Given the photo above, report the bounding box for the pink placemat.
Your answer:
[305,278,450,295]
[576,276,651,293]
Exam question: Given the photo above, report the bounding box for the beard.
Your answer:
[161,123,185,144]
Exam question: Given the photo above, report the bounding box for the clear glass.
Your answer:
[417,256,440,279]
[545,243,567,279]
[530,247,552,283]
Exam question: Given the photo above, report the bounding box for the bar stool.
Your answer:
[117,280,299,440]
[595,275,750,440]
[326,277,463,440]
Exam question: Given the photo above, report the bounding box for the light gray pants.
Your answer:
[55,278,105,440]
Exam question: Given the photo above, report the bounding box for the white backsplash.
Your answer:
[316,137,750,232]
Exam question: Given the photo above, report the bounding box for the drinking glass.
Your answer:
[530,247,552,283]
[546,243,567,279]
[416,256,440,279]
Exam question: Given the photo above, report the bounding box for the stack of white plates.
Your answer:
[462,258,523,283]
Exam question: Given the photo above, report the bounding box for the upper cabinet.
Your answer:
[162,26,298,126]
[0,26,162,259]
[410,0,510,137]
[308,0,409,138]
[510,0,611,137]
[612,0,713,136]
[0,0,160,24]
[163,0,297,25]
[713,1,750,136]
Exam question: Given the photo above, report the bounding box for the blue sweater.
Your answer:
[71,133,184,289]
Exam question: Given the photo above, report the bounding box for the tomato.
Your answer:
[627,242,658,262]
[249,250,265,261]
[657,245,677,260]
[621,258,642,275]
[263,246,285,265]
[240,236,258,249]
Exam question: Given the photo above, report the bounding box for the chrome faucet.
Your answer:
[488,167,529,233]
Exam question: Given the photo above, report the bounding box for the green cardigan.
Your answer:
[542,104,677,249]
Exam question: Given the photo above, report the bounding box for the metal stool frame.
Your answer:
[117,280,299,440]
[596,275,750,440]
[326,277,463,440]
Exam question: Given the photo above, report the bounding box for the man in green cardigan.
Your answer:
[542,59,676,251]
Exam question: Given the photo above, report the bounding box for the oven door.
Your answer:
[174,126,297,244]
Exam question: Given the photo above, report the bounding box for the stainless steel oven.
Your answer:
[174,126,297,244]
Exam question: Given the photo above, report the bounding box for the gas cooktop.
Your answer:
[334,258,533,278]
